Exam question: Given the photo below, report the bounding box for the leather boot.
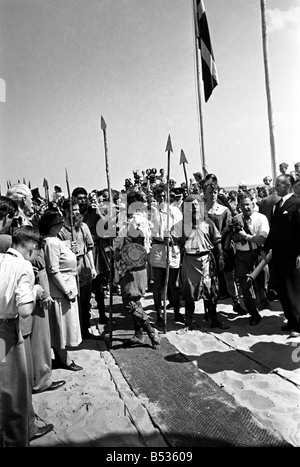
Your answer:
[156,309,164,327]
[174,312,185,324]
[123,317,145,347]
[174,305,185,324]
[206,301,230,330]
[143,321,161,348]
[185,301,195,328]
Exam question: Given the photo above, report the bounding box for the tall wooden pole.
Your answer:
[260,0,277,182]
[163,135,173,334]
[101,115,113,349]
[193,0,207,176]
[65,167,81,320]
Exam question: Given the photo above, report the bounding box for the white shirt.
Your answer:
[150,204,183,268]
[0,248,35,318]
[234,211,269,252]
[151,203,183,239]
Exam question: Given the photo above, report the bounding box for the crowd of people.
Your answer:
[1,160,300,446]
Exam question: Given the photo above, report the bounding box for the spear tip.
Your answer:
[165,134,173,153]
[100,115,107,130]
[179,149,188,165]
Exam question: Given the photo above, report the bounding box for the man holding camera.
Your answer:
[232,192,269,326]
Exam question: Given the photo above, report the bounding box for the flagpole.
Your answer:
[193,0,206,175]
[260,0,277,182]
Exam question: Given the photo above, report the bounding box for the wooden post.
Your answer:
[163,135,173,333]
[101,116,113,349]
[260,0,277,182]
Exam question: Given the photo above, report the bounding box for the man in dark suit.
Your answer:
[263,174,300,337]
[258,189,280,225]
[258,188,281,301]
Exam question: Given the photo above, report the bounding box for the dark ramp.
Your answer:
[110,330,291,447]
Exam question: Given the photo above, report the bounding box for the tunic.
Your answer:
[181,218,221,303]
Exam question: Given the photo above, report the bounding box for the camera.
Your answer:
[146,168,157,184]
[133,170,142,186]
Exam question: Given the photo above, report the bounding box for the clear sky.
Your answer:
[1,0,299,196]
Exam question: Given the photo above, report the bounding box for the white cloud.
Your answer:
[267,7,300,33]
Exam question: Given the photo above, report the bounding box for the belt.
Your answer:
[0,316,18,323]
[236,249,257,253]
[130,264,147,272]
[152,239,166,244]
[152,238,180,245]
[185,250,209,257]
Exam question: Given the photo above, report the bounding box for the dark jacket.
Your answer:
[258,194,280,225]
[263,195,300,264]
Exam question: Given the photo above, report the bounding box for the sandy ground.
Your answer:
[161,297,300,447]
[31,292,300,448]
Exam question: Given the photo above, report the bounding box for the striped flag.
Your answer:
[195,0,218,102]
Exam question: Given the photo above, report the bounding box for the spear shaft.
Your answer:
[101,116,113,349]
[65,168,81,326]
[163,135,173,333]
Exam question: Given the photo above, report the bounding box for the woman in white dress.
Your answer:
[38,210,83,371]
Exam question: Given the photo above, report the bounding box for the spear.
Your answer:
[23,177,26,185]
[43,178,49,204]
[28,181,31,190]
[46,179,49,203]
[101,115,113,349]
[179,149,189,194]
[42,178,46,200]
[162,134,173,333]
[65,167,74,242]
[65,167,82,325]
